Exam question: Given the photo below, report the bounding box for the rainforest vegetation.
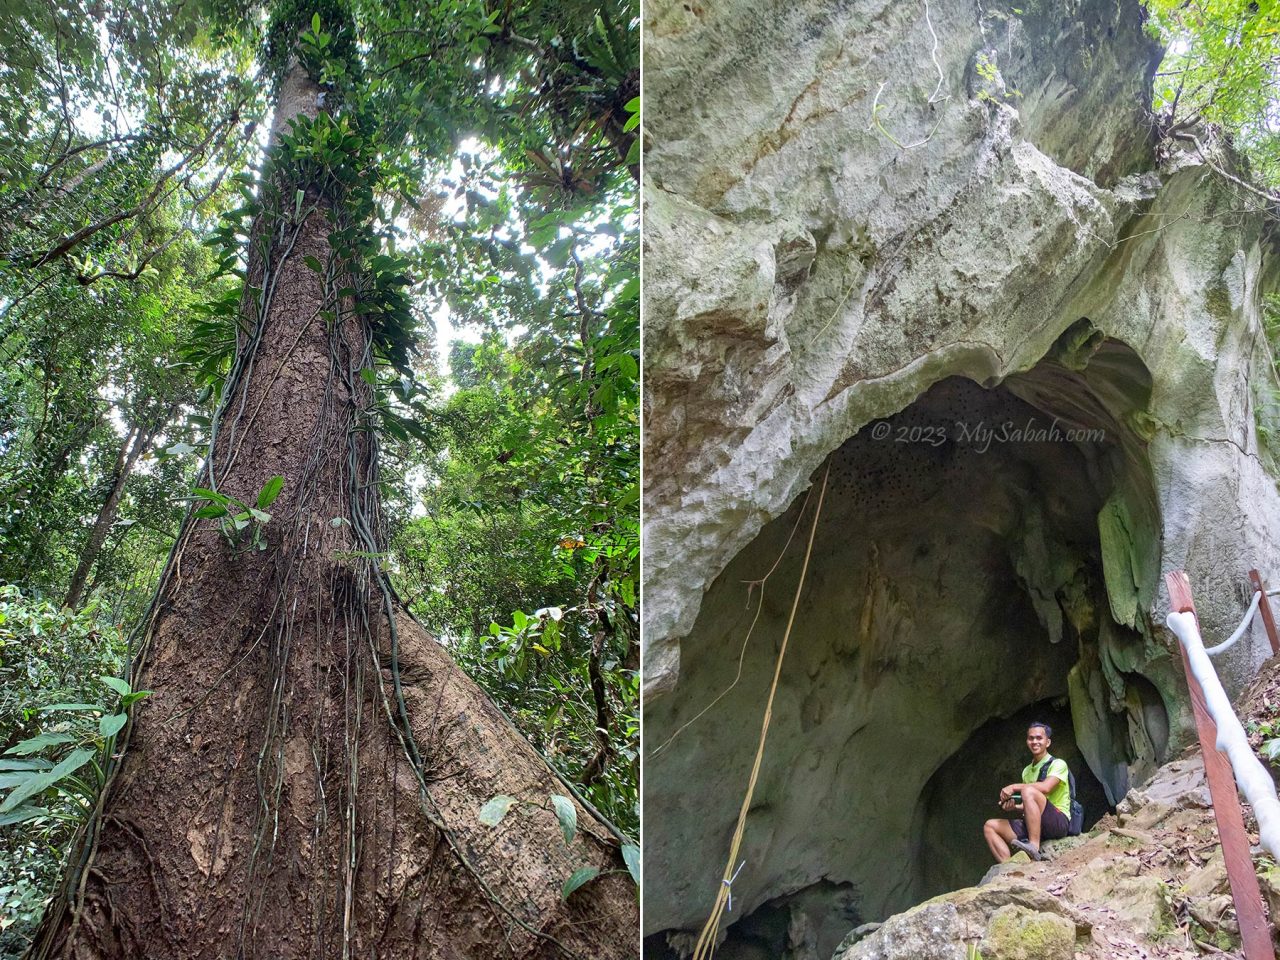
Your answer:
[1146,0,1280,192]
[0,0,637,955]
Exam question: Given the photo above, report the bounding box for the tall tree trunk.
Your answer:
[33,65,636,960]
[64,411,167,610]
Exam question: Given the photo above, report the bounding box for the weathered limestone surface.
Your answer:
[644,0,1277,694]
[831,881,1089,960]
[643,0,1280,950]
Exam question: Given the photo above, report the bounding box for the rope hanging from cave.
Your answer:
[691,465,830,960]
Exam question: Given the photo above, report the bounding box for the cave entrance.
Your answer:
[643,329,1183,959]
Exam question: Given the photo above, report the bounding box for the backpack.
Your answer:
[1037,754,1085,836]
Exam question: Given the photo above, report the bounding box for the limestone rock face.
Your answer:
[644,0,1278,695]
[643,0,1280,950]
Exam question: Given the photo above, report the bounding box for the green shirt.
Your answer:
[1022,755,1070,817]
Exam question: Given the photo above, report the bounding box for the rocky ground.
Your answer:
[836,656,1280,960]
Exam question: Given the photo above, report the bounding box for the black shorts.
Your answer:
[1012,802,1070,841]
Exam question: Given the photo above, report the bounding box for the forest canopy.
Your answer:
[0,0,637,953]
[1146,0,1280,190]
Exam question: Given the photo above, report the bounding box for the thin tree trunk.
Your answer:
[64,411,167,610]
[34,65,636,960]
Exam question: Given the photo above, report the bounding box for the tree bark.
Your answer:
[64,411,167,610]
[33,65,637,960]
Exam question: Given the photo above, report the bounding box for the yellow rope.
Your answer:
[691,464,830,960]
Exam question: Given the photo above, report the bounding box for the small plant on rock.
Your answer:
[1249,718,1280,764]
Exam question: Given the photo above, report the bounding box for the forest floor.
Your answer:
[840,656,1280,960]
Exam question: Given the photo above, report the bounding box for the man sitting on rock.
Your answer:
[983,721,1072,862]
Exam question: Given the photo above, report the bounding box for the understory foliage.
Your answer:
[0,0,637,949]
[0,589,125,955]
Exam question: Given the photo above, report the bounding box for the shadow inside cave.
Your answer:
[643,329,1185,959]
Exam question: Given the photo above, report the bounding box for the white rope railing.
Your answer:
[1204,590,1263,656]
[1166,608,1280,859]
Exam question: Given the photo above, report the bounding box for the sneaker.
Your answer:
[1010,838,1042,861]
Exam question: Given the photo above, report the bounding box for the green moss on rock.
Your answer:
[978,905,1075,960]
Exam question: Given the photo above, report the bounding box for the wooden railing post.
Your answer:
[1250,569,1280,656]
[1166,570,1275,960]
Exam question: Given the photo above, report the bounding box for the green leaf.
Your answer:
[0,759,53,771]
[257,475,284,508]
[295,188,304,220]
[39,703,102,713]
[0,806,51,827]
[249,508,272,524]
[303,255,324,272]
[0,748,94,813]
[560,866,601,900]
[4,732,75,756]
[359,368,377,386]
[478,795,518,826]
[550,794,576,845]
[100,676,131,697]
[621,844,639,885]
[192,487,230,504]
[120,690,151,707]
[99,714,127,738]
[194,504,228,519]
[311,12,320,33]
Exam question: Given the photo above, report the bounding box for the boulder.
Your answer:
[834,902,968,960]
[834,880,1088,960]
[979,904,1076,960]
